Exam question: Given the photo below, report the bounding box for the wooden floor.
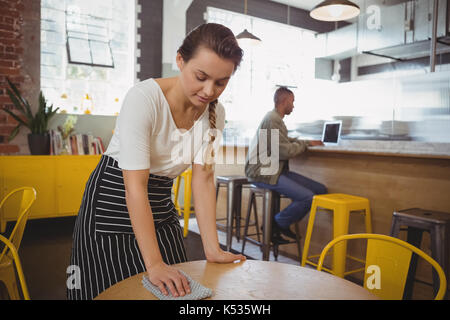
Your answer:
[0,216,441,300]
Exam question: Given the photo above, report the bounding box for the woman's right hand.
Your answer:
[147,261,191,297]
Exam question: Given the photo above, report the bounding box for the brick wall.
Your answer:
[0,0,40,155]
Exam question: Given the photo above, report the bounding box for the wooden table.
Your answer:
[95,260,378,300]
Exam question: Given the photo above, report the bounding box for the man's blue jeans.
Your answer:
[252,171,327,229]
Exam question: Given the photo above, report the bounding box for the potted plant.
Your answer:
[57,114,78,154]
[2,78,59,155]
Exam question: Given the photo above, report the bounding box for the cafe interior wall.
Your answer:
[0,0,40,155]
[5,0,450,153]
[48,0,165,150]
[310,54,450,143]
[0,0,164,155]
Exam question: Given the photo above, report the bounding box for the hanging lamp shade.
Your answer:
[236,0,261,46]
[310,0,360,22]
[236,29,261,43]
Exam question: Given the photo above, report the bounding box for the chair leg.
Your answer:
[273,244,279,261]
[389,216,402,237]
[261,190,273,261]
[430,224,448,300]
[364,204,373,233]
[253,195,261,243]
[1,219,6,234]
[2,266,20,300]
[226,182,235,251]
[301,198,318,267]
[183,172,192,238]
[235,185,243,242]
[241,192,255,255]
[332,206,350,278]
[173,176,181,216]
[215,182,220,200]
[402,226,424,300]
[294,221,302,266]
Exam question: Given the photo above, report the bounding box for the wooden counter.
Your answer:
[214,145,450,298]
[307,146,450,160]
[287,149,450,289]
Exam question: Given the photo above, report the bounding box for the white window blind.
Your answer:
[206,6,316,130]
[41,0,135,115]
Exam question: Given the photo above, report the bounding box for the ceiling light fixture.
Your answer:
[310,0,360,22]
[236,0,261,45]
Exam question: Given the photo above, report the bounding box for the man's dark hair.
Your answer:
[274,86,293,107]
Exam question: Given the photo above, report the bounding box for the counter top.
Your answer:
[306,140,450,159]
[220,140,450,160]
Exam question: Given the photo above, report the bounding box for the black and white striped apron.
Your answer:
[67,155,187,300]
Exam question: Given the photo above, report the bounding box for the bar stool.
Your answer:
[241,184,302,262]
[301,193,373,278]
[173,169,192,238]
[390,208,450,299]
[215,175,249,251]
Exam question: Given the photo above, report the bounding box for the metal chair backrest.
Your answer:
[0,234,30,300]
[0,187,37,261]
[317,233,447,300]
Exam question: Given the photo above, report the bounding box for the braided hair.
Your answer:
[203,99,217,170]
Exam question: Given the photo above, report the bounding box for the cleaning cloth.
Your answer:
[142,270,213,300]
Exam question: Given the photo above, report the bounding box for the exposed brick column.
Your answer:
[0,0,40,155]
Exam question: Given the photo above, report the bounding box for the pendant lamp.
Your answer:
[310,0,360,22]
[236,0,261,45]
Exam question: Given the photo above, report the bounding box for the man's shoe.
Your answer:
[260,226,290,245]
[273,220,297,240]
[271,232,290,245]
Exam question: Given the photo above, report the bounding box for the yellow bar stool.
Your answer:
[173,169,192,238]
[301,193,373,278]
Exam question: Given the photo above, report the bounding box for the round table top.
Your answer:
[95,260,378,300]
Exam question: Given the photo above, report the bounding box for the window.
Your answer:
[66,7,114,67]
[41,0,135,115]
[206,7,317,142]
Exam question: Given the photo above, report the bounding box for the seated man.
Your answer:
[245,86,327,243]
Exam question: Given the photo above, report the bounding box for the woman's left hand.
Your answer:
[205,248,246,264]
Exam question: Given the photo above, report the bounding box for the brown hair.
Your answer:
[178,23,243,170]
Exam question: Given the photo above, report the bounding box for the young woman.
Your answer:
[67,23,246,300]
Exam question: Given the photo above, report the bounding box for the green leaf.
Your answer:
[6,78,33,120]
[3,84,59,135]
[6,89,27,117]
[1,108,28,127]
[8,123,22,142]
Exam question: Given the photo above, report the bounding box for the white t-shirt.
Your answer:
[104,78,225,178]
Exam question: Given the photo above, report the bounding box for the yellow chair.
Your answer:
[173,169,192,238]
[0,187,36,300]
[301,193,372,278]
[0,235,30,300]
[317,233,447,300]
